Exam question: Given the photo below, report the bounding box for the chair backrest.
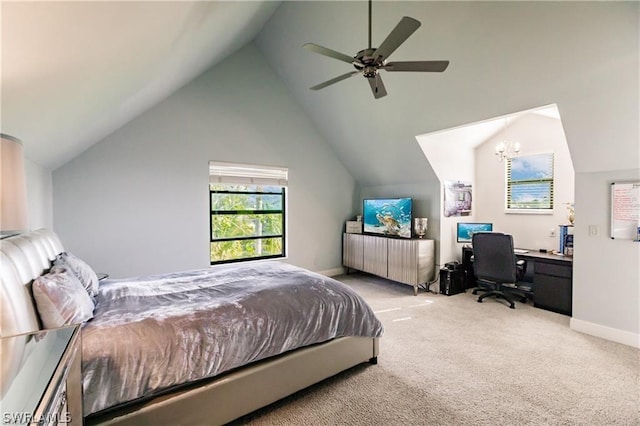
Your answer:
[472,232,518,284]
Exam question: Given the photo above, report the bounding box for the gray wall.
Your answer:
[53,44,355,278]
[24,159,53,231]
[572,169,640,346]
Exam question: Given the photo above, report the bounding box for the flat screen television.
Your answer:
[363,198,412,238]
[456,222,493,243]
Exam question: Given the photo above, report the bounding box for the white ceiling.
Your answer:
[416,105,561,152]
[1,1,280,169]
[256,2,638,180]
[1,1,637,180]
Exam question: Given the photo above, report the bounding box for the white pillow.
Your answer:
[52,252,99,297]
[32,268,94,329]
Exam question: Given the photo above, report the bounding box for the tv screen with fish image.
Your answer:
[363,198,412,238]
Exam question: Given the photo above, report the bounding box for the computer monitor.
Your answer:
[456,222,493,244]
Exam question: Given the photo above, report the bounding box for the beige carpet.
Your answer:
[233,272,640,425]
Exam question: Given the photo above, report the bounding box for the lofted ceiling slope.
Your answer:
[256,1,639,183]
[2,1,638,179]
[1,1,280,169]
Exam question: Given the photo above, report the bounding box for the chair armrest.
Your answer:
[516,259,527,281]
[515,283,532,293]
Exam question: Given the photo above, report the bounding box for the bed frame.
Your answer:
[0,229,379,425]
[89,336,377,425]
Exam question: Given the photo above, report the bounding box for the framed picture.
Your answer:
[444,181,472,217]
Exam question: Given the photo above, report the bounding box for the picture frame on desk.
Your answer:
[563,234,574,256]
[559,225,574,254]
[345,221,362,234]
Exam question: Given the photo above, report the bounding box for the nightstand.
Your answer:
[1,325,82,425]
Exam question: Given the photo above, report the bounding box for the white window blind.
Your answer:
[209,161,288,186]
[506,153,554,211]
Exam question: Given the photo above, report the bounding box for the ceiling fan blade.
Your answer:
[303,43,357,65]
[372,16,421,61]
[367,74,387,99]
[310,71,361,90]
[384,60,450,72]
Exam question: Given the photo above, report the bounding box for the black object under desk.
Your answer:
[461,246,573,316]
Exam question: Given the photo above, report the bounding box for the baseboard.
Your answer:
[570,318,640,348]
[318,267,346,277]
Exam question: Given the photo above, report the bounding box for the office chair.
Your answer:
[471,232,530,309]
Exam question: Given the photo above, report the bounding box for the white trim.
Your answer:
[570,318,640,349]
[209,161,288,186]
[505,209,554,215]
[318,267,347,277]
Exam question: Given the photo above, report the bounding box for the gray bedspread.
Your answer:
[81,261,383,416]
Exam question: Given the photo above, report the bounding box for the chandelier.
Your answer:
[495,140,520,162]
[495,117,520,162]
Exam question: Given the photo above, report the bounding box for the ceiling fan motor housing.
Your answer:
[354,48,383,77]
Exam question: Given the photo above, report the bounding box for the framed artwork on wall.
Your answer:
[444,181,472,217]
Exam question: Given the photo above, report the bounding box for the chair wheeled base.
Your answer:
[477,289,516,309]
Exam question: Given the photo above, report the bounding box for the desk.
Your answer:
[461,247,573,316]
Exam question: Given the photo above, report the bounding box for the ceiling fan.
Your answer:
[303,0,449,99]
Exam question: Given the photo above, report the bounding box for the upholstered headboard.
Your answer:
[0,229,65,398]
[0,229,65,337]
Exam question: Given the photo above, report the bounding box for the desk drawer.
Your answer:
[534,274,572,316]
[535,261,571,278]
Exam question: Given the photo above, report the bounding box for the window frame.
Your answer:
[505,152,555,214]
[209,186,286,265]
[209,161,288,265]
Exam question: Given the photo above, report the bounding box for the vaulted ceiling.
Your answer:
[1,1,280,169]
[2,1,638,182]
[256,1,638,183]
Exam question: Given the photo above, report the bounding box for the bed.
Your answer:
[0,229,382,425]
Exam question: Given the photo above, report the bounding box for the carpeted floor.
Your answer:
[233,272,640,425]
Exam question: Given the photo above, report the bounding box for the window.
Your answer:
[506,153,554,211]
[209,162,287,264]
